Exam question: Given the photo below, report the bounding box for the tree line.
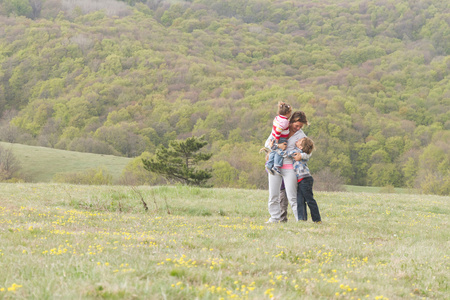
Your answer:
[0,0,448,194]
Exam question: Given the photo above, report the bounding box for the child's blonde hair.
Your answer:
[278,102,292,116]
[299,137,315,154]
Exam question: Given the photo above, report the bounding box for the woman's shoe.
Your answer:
[265,219,279,224]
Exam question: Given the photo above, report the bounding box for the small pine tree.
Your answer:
[142,136,212,186]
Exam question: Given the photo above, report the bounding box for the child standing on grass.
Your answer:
[291,137,321,223]
[274,137,321,222]
[265,102,292,176]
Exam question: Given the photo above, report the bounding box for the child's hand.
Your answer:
[292,152,301,161]
[268,139,274,148]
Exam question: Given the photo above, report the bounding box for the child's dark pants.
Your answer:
[297,176,321,222]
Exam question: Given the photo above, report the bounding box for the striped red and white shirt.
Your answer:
[272,115,290,140]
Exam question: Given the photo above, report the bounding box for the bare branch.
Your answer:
[130,186,149,212]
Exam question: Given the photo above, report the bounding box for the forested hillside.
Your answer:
[0,0,449,194]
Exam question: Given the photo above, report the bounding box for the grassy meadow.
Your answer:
[2,141,415,194]
[0,183,448,299]
[343,186,412,194]
[0,142,131,182]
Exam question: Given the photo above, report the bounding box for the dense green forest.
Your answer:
[0,0,449,194]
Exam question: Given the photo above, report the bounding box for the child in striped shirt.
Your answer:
[265,102,292,175]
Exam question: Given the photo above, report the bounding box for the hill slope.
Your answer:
[0,0,448,193]
[0,142,131,182]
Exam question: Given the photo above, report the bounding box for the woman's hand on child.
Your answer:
[292,152,301,161]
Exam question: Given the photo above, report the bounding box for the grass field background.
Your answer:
[0,142,131,183]
[343,185,412,194]
[2,142,418,195]
[0,183,448,299]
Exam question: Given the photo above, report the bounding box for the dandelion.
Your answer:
[7,283,22,292]
[264,288,274,295]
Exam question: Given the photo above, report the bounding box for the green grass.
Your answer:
[0,183,448,299]
[2,142,417,196]
[344,185,413,194]
[0,142,131,182]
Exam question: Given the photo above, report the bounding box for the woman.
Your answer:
[265,111,309,223]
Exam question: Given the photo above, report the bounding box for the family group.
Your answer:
[263,102,321,224]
